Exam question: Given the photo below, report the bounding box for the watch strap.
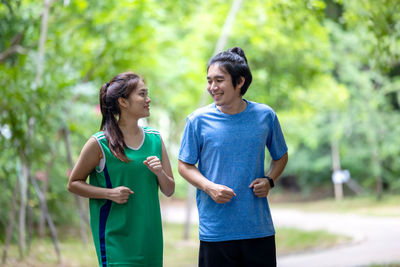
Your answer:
[264,175,275,188]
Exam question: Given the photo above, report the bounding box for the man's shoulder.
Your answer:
[187,103,216,121]
[247,100,275,115]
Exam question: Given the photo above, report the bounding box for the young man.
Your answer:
[178,47,288,267]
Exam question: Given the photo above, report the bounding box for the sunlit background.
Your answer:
[1,0,399,266]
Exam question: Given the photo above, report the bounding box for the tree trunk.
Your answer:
[371,144,383,200]
[29,175,61,263]
[38,181,48,237]
[2,178,20,264]
[18,152,29,259]
[364,109,383,200]
[26,189,34,253]
[183,185,195,240]
[34,0,54,86]
[38,154,55,238]
[331,139,343,201]
[34,0,55,237]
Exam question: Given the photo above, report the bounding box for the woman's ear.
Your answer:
[118,97,128,109]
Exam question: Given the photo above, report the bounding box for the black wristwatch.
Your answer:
[264,175,275,188]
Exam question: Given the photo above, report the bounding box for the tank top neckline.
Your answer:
[126,127,145,151]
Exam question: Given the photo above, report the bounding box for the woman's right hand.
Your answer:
[108,186,134,204]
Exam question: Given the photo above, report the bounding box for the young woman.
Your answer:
[68,71,174,267]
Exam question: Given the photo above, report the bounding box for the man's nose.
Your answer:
[210,82,218,91]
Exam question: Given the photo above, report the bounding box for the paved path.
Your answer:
[160,202,400,267]
[272,209,400,267]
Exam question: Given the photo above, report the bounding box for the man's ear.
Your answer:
[236,76,245,91]
[118,97,128,108]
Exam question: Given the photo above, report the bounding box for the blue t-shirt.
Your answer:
[179,100,288,242]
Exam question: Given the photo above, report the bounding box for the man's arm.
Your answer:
[178,160,236,204]
[249,152,288,197]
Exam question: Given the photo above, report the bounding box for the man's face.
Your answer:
[207,64,241,106]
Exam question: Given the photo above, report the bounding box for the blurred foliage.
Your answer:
[0,0,399,242]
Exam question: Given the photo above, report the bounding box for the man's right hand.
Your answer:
[205,183,236,204]
[108,186,134,204]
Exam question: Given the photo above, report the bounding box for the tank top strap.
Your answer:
[142,127,162,157]
[92,131,107,172]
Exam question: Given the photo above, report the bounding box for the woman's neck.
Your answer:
[118,117,140,136]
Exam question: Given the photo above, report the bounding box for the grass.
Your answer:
[275,227,350,255]
[369,264,400,267]
[0,223,349,267]
[163,222,199,267]
[3,194,398,266]
[271,194,400,217]
[1,237,98,267]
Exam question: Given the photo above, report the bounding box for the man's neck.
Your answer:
[217,98,246,115]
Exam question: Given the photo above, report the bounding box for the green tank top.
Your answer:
[89,127,163,267]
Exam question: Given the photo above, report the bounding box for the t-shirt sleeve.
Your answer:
[266,113,288,160]
[178,117,200,165]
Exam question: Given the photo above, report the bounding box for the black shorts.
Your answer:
[199,235,276,267]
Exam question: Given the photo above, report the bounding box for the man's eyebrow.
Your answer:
[207,75,225,79]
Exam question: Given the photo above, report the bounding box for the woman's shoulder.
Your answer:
[92,131,106,140]
[80,134,103,157]
[142,126,161,136]
[89,132,107,151]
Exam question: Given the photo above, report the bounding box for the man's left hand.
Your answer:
[249,178,271,197]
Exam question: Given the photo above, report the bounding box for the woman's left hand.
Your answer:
[143,156,163,176]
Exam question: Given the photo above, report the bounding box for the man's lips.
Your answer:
[212,92,223,97]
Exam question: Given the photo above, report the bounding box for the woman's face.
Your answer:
[121,80,151,119]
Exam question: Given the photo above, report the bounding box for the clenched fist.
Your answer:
[205,183,236,204]
[143,156,163,176]
[249,178,271,198]
[108,186,134,204]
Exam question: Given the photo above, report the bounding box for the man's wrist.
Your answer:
[263,175,275,189]
[202,180,212,193]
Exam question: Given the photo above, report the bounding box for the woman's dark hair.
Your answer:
[99,71,142,162]
[207,47,252,95]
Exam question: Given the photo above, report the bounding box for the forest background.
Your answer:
[0,0,399,264]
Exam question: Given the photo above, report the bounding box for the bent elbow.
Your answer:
[67,182,73,193]
[178,160,192,177]
[283,152,288,163]
[167,182,176,197]
[278,152,288,164]
[165,190,174,198]
[177,161,184,176]
[67,180,78,194]
[162,181,175,197]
